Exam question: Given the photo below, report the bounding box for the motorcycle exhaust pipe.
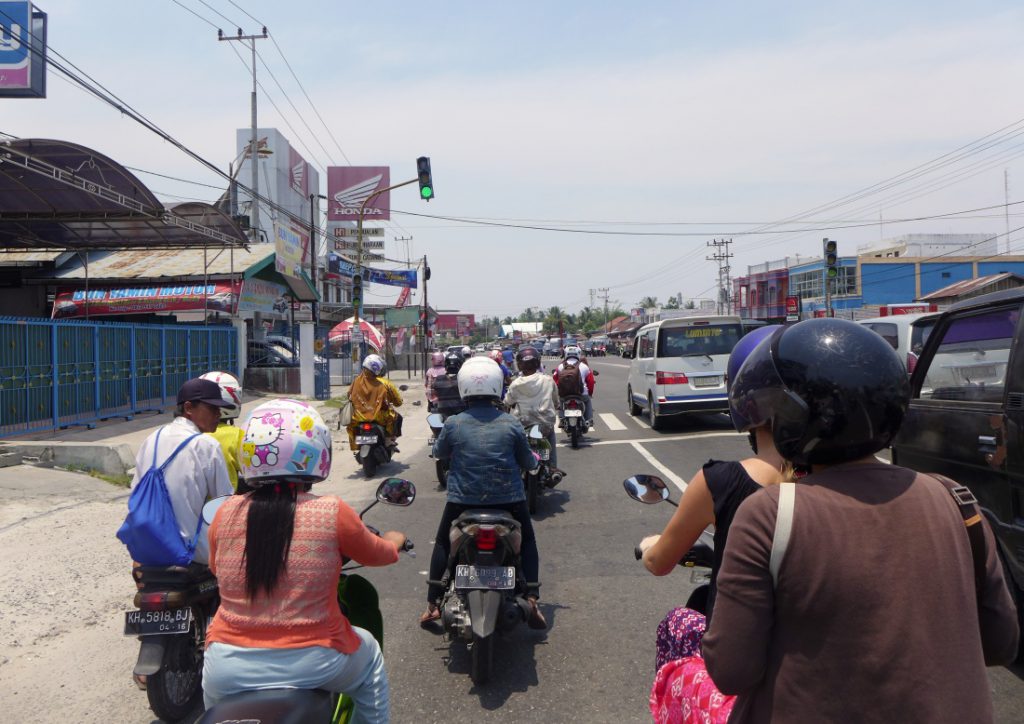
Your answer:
[549,470,564,485]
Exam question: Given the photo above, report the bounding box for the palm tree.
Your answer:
[638,296,659,309]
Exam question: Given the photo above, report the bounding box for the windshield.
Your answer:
[657,324,742,357]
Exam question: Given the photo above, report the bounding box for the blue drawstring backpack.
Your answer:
[116,429,203,566]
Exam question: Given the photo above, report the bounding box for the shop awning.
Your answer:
[244,252,318,302]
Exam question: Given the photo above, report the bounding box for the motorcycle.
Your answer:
[523,423,562,514]
[426,412,449,488]
[198,477,416,724]
[427,508,536,685]
[125,560,219,720]
[623,474,715,613]
[345,385,408,478]
[559,395,589,449]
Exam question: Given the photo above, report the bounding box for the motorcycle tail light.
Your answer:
[567,400,579,409]
[134,591,186,610]
[361,423,372,431]
[475,526,498,551]
[656,371,689,385]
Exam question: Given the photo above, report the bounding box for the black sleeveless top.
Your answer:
[704,459,764,621]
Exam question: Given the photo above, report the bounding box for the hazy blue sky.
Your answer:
[5,1,1024,318]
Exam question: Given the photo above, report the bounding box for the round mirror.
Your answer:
[623,475,669,504]
[398,384,409,391]
[202,494,232,525]
[376,478,416,506]
[527,425,545,440]
[426,413,444,428]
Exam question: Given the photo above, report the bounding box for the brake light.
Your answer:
[657,371,689,385]
[567,399,579,409]
[361,423,372,431]
[135,591,170,610]
[475,526,498,551]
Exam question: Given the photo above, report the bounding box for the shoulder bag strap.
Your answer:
[769,482,796,588]
[150,427,163,469]
[929,473,986,598]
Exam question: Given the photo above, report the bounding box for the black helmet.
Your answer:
[728,318,910,466]
[516,346,540,372]
[444,352,464,375]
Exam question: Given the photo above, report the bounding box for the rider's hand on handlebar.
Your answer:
[382,530,407,551]
[639,534,661,555]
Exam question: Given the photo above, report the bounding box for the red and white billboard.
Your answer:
[51,282,241,319]
[878,303,938,316]
[327,166,390,221]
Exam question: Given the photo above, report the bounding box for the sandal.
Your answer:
[133,674,147,691]
[419,604,441,627]
[526,597,548,630]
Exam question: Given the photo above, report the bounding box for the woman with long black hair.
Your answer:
[202,399,406,723]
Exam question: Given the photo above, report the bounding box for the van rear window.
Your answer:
[658,324,742,357]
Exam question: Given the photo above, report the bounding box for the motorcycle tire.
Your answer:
[146,623,204,722]
[436,459,448,489]
[527,472,538,515]
[570,427,580,449]
[362,455,377,479]
[470,632,494,685]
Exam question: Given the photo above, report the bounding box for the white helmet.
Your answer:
[564,345,581,360]
[199,371,242,420]
[362,353,386,376]
[457,357,503,400]
[461,345,472,359]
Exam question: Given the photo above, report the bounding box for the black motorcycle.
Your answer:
[426,412,449,488]
[523,423,561,514]
[198,478,416,724]
[623,474,714,613]
[125,562,219,721]
[559,395,589,449]
[428,509,535,684]
[349,420,395,478]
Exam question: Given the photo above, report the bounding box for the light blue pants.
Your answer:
[203,627,389,724]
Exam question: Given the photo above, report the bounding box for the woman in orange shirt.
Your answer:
[202,399,406,722]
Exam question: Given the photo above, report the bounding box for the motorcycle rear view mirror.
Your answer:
[398,384,409,391]
[202,495,232,525]
[376,478,416,507]
[527,425,545,440]
[623,475,676,506]
[426,413,444,428]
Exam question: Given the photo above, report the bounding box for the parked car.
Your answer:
[857,312,939,373]
[891,287,1024,659]
[624,315,743,429]
[247,339,297,367]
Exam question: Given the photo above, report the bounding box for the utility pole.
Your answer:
[706,239,734,315]
[597,287,611,332]
[421,254,430,374]
[219,27,268,241]
[395,235,413,268]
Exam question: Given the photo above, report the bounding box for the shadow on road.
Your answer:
[530,488,571,521]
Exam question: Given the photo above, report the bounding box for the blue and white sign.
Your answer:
[0,2,47,98]
[327,252,418,288]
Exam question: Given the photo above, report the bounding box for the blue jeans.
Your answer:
[203,628,389,724]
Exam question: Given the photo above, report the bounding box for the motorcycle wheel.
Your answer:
[570,426,580,449]
[470,632,494,685]
[362,454,377,479]
[146,621,203,721]
[436,459,448,489]
[527,472,538,515]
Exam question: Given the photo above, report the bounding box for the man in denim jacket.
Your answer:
[421,357,547,629]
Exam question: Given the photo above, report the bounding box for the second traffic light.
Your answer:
[352,274,362,310]
[823,239,838,279]
[417,156,434,201]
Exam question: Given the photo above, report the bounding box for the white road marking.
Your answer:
[589,431,744,447]
[599,413,627,430]
[629,441,689,493]
[631,414,651,429]
[598,361,631,369]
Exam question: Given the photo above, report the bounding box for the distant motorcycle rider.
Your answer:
[553,345,595,425]
[347,354,403,451]
[488,349,513,399]
[425,351,446,412]
[505,346,565,479]
[432,351,467,420]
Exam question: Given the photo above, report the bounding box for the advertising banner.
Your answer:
[394,287,410,307]
[51,281,241,319]
[288,145,308,197]
[274,221,309,281]
[326,253,417,288]
[785,295,801,322]
[237,279,289,315]
[327,166,390,221]
[0,2,46,98]
[385,306,419,328]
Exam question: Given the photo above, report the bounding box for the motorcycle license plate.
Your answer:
[355,435,377,444]
[539,449,550,460]
[564,409,583,418]
[124,607,192,636]
[455,564,516,590]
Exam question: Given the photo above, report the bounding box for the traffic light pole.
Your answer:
[351,177,419,365]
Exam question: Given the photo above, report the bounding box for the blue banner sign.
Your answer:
[327,252,417,288]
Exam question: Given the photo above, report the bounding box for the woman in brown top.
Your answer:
[701,319,1018,723]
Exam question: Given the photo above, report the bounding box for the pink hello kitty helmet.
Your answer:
[239,399,333,484]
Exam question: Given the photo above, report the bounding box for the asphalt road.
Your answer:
[1,358,1021,723]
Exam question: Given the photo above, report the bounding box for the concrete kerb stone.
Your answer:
[0,442,135,477]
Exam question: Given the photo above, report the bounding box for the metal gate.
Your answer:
[0,317,237,438]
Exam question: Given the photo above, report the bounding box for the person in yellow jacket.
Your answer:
[199,371,246,491]
[347,354,403,451]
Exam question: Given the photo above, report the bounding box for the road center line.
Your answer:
[583,431,744,447]
[599,413,627,430]
[629,441,689,493]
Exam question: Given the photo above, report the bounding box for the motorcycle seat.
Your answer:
[454,509,521,530]
[198,688,334,724]
[133,562,214,587]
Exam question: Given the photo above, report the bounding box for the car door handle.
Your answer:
[978,435,998,452]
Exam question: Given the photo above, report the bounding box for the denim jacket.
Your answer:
[432,402,535,505]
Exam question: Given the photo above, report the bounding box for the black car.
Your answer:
[891,287,1024,658]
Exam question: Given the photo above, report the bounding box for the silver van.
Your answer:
[625,316,742,429]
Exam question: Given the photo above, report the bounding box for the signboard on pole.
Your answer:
[334,227,384,237]
[327,252,417,288]
[274,221,309,281]
[333,239,384,250]
[0,2,47,98]
[238,279,289,315]
[52,282,241,319]
[327,166,391,221]
[784,295,801,322]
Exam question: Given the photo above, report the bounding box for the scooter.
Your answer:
[426,412,449,488]
[427,508,536,685]
[559,395,589,449]
[523,423,562,514]
[198,477,416,724]
[349,420,395,478]
[623,474,714,613]
[124,562,219,721]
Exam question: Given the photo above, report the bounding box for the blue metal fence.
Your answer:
[0,317,237,438]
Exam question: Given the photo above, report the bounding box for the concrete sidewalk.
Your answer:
[0,370,425,477]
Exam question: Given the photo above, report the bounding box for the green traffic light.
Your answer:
[421,186,433,199]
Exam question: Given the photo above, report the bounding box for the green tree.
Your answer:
[663,296,680,310]
[638,296,659,308]
[684,299,696,309]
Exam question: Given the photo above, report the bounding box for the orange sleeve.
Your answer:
[335,498,400,566]
[208,510,220,574]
